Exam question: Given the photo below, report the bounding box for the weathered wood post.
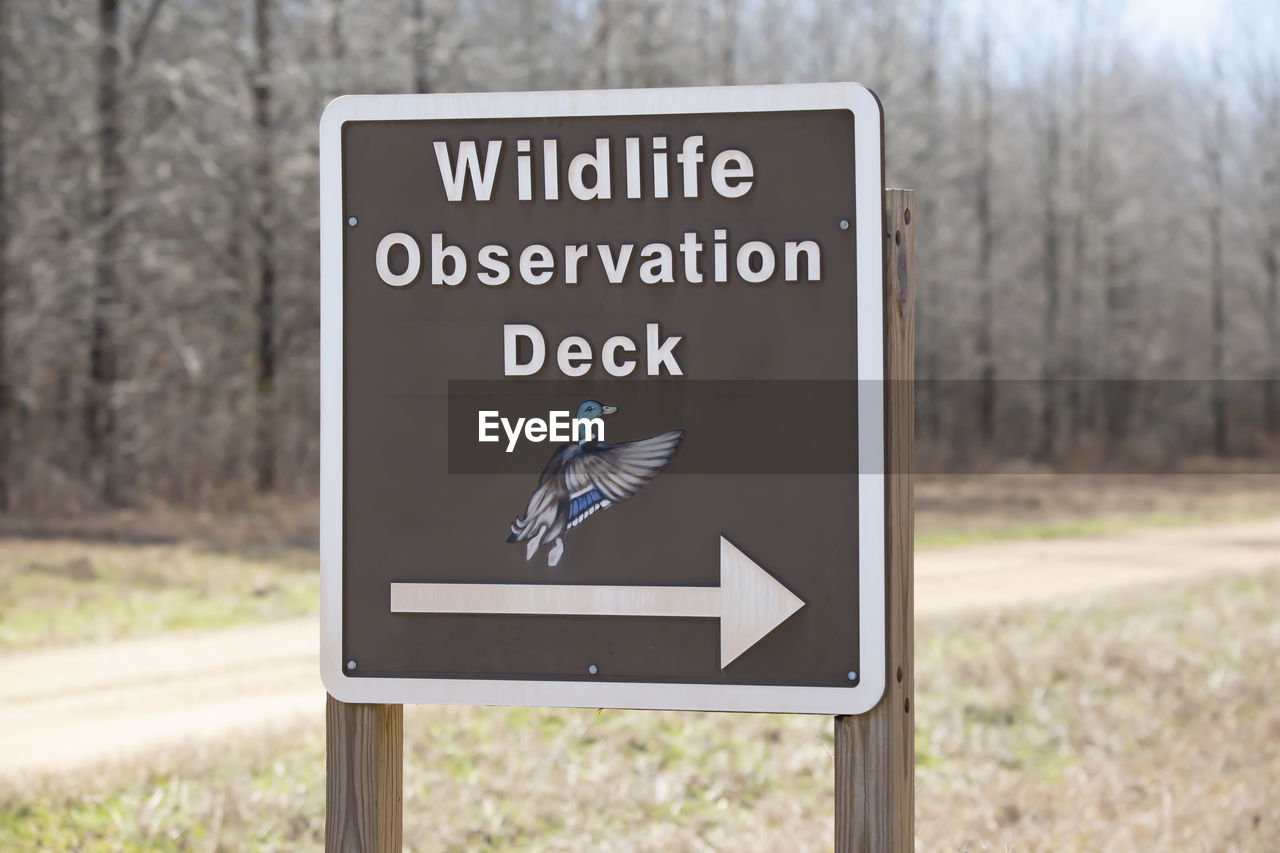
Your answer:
[835,188,915,852]
[325,695,403,852]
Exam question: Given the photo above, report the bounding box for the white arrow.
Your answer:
[389,536,805,668]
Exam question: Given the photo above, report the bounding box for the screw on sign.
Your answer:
[318,84,913,853]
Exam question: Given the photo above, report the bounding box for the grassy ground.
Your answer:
[913,472,1280,549]
[1,475,1275,651]
[913,506,1278,549]
[4,566,1276,851]
[0,539,316,651]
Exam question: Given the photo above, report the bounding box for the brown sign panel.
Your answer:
[320,85,886,714]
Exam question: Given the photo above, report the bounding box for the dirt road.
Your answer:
[3,516,1278,781]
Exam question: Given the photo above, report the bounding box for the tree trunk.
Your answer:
[918,0,942,444]
[1102,229,1134,456]
[330,0,344,63]
[89,0,123,505]
[0,0,10,510]
[411,0,429,94]
[1038,104,1061,463]
[1065,0,1092,450]
[252,0,276,493]
[719,0,739,85]
[1265,236,1279,435]
[974,14,996,447]
[1260,103,1279,437]
[1207,82,1227,457]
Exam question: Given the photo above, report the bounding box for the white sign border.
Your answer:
[319,82,887,715]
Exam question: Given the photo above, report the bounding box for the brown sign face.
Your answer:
[320,85,887,714]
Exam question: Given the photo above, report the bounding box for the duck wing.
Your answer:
[561,431,684,530]
[507,444,577,543]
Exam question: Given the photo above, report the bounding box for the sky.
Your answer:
[962,0,1268,81]
[1123,0,1224,57]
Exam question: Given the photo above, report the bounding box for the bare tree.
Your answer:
[1240,14,1280,433]
[1204,56,1229,456]
[0,0,1273,514]
[411,0,430,93]
[710,0,739,85]
[330,0,345,65]
[86,0,125,504]
[1262,162,1280,436]
[1038,66,1063,462]
[0,0,9,509]
[251,0,277,493]
[973,7,996,443]
[1065,0,1096,445]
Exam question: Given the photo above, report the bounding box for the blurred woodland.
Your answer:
[0,0,1276,512]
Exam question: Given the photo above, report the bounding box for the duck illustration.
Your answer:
[507,400,684,567]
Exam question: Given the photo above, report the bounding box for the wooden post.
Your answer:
[835,188,915,852]
[326,695,403,852]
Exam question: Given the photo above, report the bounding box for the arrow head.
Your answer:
[719,536,805,668]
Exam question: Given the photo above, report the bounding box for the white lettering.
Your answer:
[677,134,704,198]
[502,417,526,453]
[784,240,821,282]
[543,139,560,200]
[679,232,703,284]
[713,228,728,283]
[477,244,510,285]
[549,409,571,442]
[598,243,634,284]
[639,242,675,284]
[737,240,775,284]
[573,417,605,442]
[564,244,589,284]
[602,335,637,377]
[431,232,467,286]
[711,149,754,198]
[519,244,554,285]
[557,336,592,377]
[625,137,642,199]
[652,136,668,198]
[516,138,533,201]
[478,410,500,442]
[433,139,502,202]
[482,410,600,451]
[525,418,547,443]
[374,232,420,287]
[567,138,612,200]
[504,324,545,376]
[646,323,683,376]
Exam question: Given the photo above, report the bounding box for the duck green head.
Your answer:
[573,400,616,441]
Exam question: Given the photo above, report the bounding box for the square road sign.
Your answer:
[320,83,886,714]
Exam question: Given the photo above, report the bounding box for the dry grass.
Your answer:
[4,475,1277,653]
[915,473,1280,547]
[0,539,317,651]
[4,566,1277,851]
[915,571,1279,851]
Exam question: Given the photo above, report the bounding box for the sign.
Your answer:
[319,83,886,714]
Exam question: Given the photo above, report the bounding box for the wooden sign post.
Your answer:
[325,696,402,851]
[835,188,915,852]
